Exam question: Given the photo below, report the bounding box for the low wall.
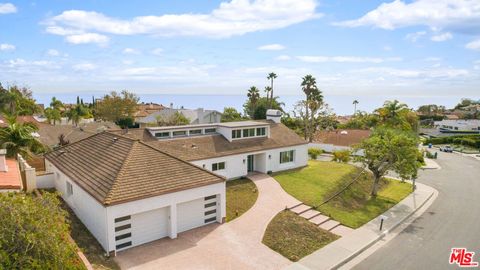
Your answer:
[309,143,350,153]
[36,172,55,189]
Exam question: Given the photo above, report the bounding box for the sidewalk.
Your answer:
[422,158,441,170]
[285,182,436,270]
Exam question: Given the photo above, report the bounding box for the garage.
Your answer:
[178,195,219,233]
[114,207,169,251]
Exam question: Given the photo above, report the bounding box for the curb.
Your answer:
[330,187,436,270]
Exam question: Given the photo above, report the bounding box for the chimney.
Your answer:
[196,108,204,123]
[170,102,173,109]
[0,149,8,172]
[266,109,282,123]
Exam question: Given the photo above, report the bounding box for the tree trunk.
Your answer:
[270,79,274,109]
[304,102,309,140]
[371,174,381,197]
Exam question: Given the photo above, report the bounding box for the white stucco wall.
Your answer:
[45,160,109,251]
[106,182,226,252]
[191,144,308,179]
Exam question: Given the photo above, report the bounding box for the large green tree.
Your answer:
[0,192,84,269]
[221,107,244,122]
[0,114,45,158]
[300,75,323,141]
[0,84,40,115]
[244,97,284,120]
[95,90,139,122]
[354,128,420,196]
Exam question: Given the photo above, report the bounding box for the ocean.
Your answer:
[33,92,476,116]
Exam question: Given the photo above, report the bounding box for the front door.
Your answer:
[247,155,254,172]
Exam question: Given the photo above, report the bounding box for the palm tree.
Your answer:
[267,72,277,108]
[65,104,89,127]
[247,86,260,117]
[353,100,359,115]
[383,100,408,119]
[301,75,318,141]
[264,86,272,104]
[0,114,45,158]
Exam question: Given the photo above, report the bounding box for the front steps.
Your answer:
[289,204,354,237]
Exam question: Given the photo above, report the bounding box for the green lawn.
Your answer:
[226,178,259,222]
[262,210,339,262]
[274,161,412,229]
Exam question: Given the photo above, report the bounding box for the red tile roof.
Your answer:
[314,129,371,147]
[0,159,22,190]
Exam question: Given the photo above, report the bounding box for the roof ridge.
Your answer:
[102,138,138,205]
[45,131,107,156]
[138,140,226,181]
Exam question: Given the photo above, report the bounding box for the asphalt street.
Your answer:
[353,152,480,270]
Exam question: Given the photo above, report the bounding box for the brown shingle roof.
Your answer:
[112,122,307,161]
[313,129,371,147]
[45,132,224,205]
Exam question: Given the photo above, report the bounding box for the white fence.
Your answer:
[16,155,55,191]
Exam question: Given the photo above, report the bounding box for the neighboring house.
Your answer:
[434,120,480,133]
[44,132,226,254]
[136,108,222,127]
[116,110,308,179]
[0,149,22,192]
[311,129,371,152]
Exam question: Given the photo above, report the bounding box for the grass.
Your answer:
[274,161,412,229]
[226,178,258,222]
[262,210,339,262]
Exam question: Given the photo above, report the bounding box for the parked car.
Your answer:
[440,145,453,153]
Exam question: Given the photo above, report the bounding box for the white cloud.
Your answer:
[474,60,480,70]
[151,48,163,55]
[72,63,96,71]
[383,46,392,51]
[65,33,109,45]
[405,31,426,42]
[353,66,469,79]
[47,49,60,56]
[466,39,480,51]
[258,44,285,51]
[276,55,291,61]
[0,43,15,51]
[431,32,452,42]
[334,0,480,34]
[0,3,16,14]
[45,0,320,39]
[297,56,402,63]
[122,48,140,54]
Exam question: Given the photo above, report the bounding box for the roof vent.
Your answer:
[191,144,198,149]
[340,130,348,135]
[113,137,118,142]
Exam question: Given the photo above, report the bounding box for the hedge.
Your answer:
[425,135,480,149]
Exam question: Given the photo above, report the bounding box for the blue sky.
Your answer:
[0,0,479,104]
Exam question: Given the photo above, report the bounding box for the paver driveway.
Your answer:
[115,173,301,270]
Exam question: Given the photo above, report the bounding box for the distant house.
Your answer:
[434,119,480,133]
[44,132,226,254]
[136,108,222,127]
[311,129,371,152]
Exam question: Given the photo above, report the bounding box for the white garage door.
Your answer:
[114,207,169,251]
[177,195,218,233]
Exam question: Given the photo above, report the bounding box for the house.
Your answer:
[44,132,226,254]
[0,149,22,192]
[115,110,309,179]
[434,119,480,133]
[311,129,371,152]
[136,108,222,127]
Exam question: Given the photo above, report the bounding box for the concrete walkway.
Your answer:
[422,158,441,170]
[115,173,300,270]
[285,182,437,270]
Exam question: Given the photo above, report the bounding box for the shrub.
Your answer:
[308,148,323,159]
[0,192,84,270]
[332,150,351,163]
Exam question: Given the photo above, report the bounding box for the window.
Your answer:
[205,217,216,223]
[232,129,241,139]
[205,202,216,208]
[212,162,225,171]
[280,150,295,164]
[256,127,266,136]
[205,209,216,216]
[155,132,170,138]
[243,128,255,137]
[172,130,187,137]
[189,129,202,135]
[205,128,216,134]
[115,224,131,232]
[205,195,216,201]
[114,216,131,223]
[66,181,73,196]
[116,241,132,250]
